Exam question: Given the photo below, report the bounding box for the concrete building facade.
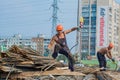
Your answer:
[3,34,37,50]
[32,34,51,56]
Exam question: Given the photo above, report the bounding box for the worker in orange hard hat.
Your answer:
[56,24,63,31]
[108,42,114,48]
[97,42,115,71]
[48,24,79,71]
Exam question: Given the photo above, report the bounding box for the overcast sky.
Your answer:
[0,0,120,51]
[0,0,119,36]
[0,0,77,36]
[0,0,78,51]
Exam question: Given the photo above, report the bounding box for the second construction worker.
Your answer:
[97,43,115,71]
[48,24,79,71]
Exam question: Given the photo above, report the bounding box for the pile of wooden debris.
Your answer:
[0,45,65,79]
[0,45,119,80]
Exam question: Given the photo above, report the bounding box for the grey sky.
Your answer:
[0,0,77,36]
[0,0,78,50]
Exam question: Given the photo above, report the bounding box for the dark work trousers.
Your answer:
[52,45,74,71]
[97,52,106,69]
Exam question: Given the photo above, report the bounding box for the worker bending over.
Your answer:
[97,43,115,71]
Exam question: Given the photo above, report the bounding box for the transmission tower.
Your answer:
[51,0,59,36]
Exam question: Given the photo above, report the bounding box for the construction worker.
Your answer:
[97,43,115,71]
[48,24,79,71]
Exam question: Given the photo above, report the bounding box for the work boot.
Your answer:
[100,67,106,71]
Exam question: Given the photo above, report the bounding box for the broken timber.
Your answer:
[0,45,118,80]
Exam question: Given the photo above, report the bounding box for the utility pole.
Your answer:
[51,0,59,36]
[76,0,81,62]
[88,0,91,56]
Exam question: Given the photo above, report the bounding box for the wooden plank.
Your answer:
[0,66,22,72]
[7,68,85,78]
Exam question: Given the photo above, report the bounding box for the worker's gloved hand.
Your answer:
[111,58,115,62]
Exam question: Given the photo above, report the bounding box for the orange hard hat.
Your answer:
[56,24,63,31]
[109,43,114,48]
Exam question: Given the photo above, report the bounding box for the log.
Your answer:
[0,65,22,72]
[75,66,99,74]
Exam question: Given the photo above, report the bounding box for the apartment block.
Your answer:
[0,34,51,56]
[80,0,120,58]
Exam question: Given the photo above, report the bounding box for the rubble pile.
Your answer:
[0,45,119,80]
